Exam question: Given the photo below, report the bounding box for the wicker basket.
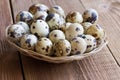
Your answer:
[6,26,108,63]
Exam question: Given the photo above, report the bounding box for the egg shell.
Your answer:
[80,35,97,52]
[85,24,104,40]
[30,20,49,38]
[46,13,65,30]
[16,11,33,24]
[20,34,38,50]
[49,5,65,18]
[35,37,53,55]
[66,11,83,23]
[16,21,30,33]
[70,37,87,55]
[81,22,92,33]
[7,24,27,42]
[29,3,49,14]
[53,39,71,57]
[82,9,98,24]
[34,11,48,21]
[49,30,65,43]
[65,23,84,41]
[60,22,72,33]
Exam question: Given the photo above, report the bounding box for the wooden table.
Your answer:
[0,0,120,80]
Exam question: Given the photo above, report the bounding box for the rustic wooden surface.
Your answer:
[0,0,120,80]
[0,0,23,80]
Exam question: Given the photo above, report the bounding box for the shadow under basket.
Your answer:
[6,27,108,63]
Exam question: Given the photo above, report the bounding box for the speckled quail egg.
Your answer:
[65,23,84,41]
[71,37,87,55]
[29,3,49,14]
[80,35,97,52]
[49,30,65,43]
[66,11,83,23]
[49,5,65,18]
[16,11,33,24]
[7,24,27,42]
[53,39,71,57]
[82,9,98,24]
[30,20,49,38]
[34,11,48,21]
[20,34,37,50]
[85,24,104,40]
[60,22,72,33]
[16,21,30,33]
[35,37,53,55]
[46,13,65,30]
[81,22,92,33]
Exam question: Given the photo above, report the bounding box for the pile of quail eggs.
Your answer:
[7,3,105,57]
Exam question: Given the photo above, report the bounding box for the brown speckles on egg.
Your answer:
[77,34,83,38]
[54,34,57,37]
[54,50,56,53]
[96,38,100,40]
[72,37,77,41]
[75,27,80,31]
[71,12,76,17]
[93,44,96,46]
[75,51,81,55]
[21,33,25,35]
[37,15,45,20]
[66,48,70,53]
[33,26,35,29]
[71,49,74,52]
[28,44,31,47]
[34,33,40,38]
[92,34,97,37]
[52,18,55,21]
[82,35,86,39]
[45,26,48,29]
[46,46,49,52]
[87,45,92,48]
[87,39,90,41]
[46,13,54,22]
[25,39,31,44]
[83,12,86,15]
[76,41,79,43]
[75,48,77,50]
[91,12,97,23]
[44,38,47,40]
[33,20,37,23]
[9,32,15,38]
[54,6,59,9]
[19,12,25,21]
[83,9,98,24]
[39,20,42,22]
[69,34,72,37]
[16,34,21,37]
[42,47,45,50]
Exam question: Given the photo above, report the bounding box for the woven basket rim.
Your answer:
[5,26,108,63]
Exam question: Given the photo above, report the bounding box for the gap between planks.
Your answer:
[78,0,120,67]
[9,0,26,79]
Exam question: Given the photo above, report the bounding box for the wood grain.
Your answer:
[80,0,120,65]
[0,0,23,80]
[11,0,120,80]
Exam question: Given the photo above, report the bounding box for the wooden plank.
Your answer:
[11,0,120,80]
[21,47,120,80]
[0,0,23,80]
[51,0,120,79]
[80,0,120,65]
